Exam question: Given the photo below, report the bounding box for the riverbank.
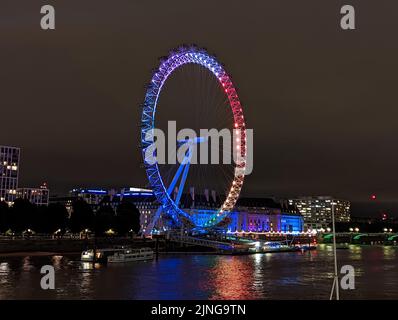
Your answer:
[0,237,222,254]
[1,235,395,255]
[0,238,155,254]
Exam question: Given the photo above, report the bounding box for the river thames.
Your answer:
[0,245,397,300]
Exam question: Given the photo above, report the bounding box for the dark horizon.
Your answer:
[2,1,398,217]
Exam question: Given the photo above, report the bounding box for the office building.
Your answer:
[288,196,351,230]
[0,146,20,206]
[17,183,50,206]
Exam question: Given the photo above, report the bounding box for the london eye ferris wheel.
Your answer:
[141,46,247,233]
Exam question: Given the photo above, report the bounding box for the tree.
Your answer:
[0,201,10,232]
[33,203,69,233]
[48,203,69,232]
[116,201,140,235]
[95,205,116,235]
[69,199,94,232]
[9,198,37,232]
[33,205,48,233]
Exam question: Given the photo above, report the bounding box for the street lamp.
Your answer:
[330,201,339,300]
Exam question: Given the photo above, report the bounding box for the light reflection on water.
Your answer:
[0,246,397,300]
[209,256,260,299]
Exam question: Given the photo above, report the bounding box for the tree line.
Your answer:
[0,198,141,235]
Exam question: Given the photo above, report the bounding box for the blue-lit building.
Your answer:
[66,187,159,232]
[178,193,304,233]
[115,187,159,233]
[227,197,304,233]
[54,188,304,234]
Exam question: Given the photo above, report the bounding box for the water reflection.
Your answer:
[383,246,396,259]
[0,262,10,289]
[0,246,397,299]
[22,256,34,271]
[210,256,260,299]
[52,255,63,270]
[80,262,101,270]
[0,262,9,272]
[252,254,265,293]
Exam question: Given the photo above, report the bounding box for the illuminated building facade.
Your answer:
[17,183,50,206]
[178,194,304,233]
[69,188,109,212]
[56,187,159,231]
[288,196,351,229]
[53,187,305,234]
[228,197,304,233]
[116,188,158,234]
[0,146,20,206]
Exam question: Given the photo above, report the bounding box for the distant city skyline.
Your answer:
[3,143,394,218]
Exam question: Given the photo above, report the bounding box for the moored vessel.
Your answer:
[81,247,129,263]
[107,247,154,263]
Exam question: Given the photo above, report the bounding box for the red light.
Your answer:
[370,194,377,200]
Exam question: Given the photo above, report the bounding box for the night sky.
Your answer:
[1,1,398,216]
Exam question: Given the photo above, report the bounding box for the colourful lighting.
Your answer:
[141,46,247,229]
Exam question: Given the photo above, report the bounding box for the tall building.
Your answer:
[0,146,20,206]
[288,196,351,230]
[17,183,50,206]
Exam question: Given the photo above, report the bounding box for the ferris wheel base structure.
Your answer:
[147,207,230,236]
[141,46,247,235]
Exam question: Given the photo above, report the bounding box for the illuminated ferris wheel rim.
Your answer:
[141,46,247,228]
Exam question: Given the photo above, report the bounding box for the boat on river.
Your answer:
[107,247,154,263]
[81,247,129,263]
